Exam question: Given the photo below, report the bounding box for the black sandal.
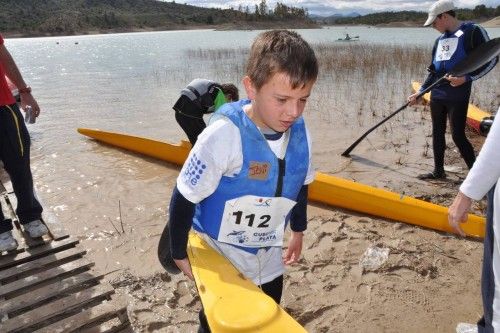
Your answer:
[417,171,446,180]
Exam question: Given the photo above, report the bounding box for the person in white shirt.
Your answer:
[449,107,500,333]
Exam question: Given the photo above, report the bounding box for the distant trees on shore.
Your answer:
[0,0,314,37]
[329,5,499,25]
[1,0,498,37]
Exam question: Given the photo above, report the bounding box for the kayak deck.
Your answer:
[187,232,306,332]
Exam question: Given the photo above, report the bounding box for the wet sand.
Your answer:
[45,103,489,333]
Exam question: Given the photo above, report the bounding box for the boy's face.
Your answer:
[243,72,314,133]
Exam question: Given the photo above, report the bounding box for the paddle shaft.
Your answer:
[341,37,500,157]
[341,77,446,157]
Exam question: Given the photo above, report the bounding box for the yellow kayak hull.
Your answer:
[411,81,492,135]
[78,127,485,238]
[187,233,306,332]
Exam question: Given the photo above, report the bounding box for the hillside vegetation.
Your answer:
[326,5,500,26]
[0,0,316,37]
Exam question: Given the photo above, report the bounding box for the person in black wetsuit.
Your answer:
[173,79,238,145]
[407,0,497,180]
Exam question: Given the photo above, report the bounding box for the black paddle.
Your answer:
[341,37,500,157]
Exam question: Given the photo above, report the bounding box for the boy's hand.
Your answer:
[174,258,194,280]
[283,231,303,265]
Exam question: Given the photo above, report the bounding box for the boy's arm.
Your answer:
[419,39,439,92]
[283,185,308,265]
[169,186,196,279]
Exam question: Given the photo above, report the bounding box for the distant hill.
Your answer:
[324,5,500,26]
[313,12,361,24]
[0,0,317,37]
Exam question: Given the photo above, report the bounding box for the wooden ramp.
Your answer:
[0,178,132,333]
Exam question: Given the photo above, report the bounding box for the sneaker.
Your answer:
[23,219,48,238]
[417,170,446,180]
[0,230,19,252]
[456,322,478,333]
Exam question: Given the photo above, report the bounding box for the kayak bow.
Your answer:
[188,232,307,332]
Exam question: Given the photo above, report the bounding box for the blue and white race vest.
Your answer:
[193,99,309,254]
[431,22,475,101]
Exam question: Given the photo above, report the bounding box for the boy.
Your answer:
[166,29,318,332]
[173,79,239,145]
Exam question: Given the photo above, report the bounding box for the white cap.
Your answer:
[424,0,455,26]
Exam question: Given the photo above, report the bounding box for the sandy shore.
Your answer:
[55,103,488,332]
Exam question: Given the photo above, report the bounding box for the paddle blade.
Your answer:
[450,37,500,76]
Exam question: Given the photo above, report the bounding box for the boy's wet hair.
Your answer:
[246,30,318,90]
[221,83,239,101]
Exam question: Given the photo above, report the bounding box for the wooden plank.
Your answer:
[0,258,94,299]
[2,179,13,194]
[0,269,103,318]
[0,247,86,283]
[37,192,68,241]
[42,211,68,241]
[33,296,128,333]
[111,326,135,333]
[0,195,14,221]
[80,319,131,333]
[0,237,79,270]
[0,284,115,333]
[0,195,26,253]
[0,178,7,193]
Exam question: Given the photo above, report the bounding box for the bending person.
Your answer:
[173,79,238,145]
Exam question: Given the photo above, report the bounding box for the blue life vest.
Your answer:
[193,99,309,253]
[431,22,475,101]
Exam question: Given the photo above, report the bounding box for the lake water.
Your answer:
[2,27,500,275]
[6,27,500,140]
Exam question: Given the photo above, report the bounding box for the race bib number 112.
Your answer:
[217,195,296,247]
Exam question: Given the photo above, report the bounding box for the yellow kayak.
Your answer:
[77,127,485,238]
[187,232,306,332]
[411,81,493,135]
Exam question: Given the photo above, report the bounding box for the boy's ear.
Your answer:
[243,76,256,100]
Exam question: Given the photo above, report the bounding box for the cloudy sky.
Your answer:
[181,0,499,16]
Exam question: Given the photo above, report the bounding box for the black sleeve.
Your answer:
[420,39,439,91]
[169,185,196,259]
[289,185,308,232]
